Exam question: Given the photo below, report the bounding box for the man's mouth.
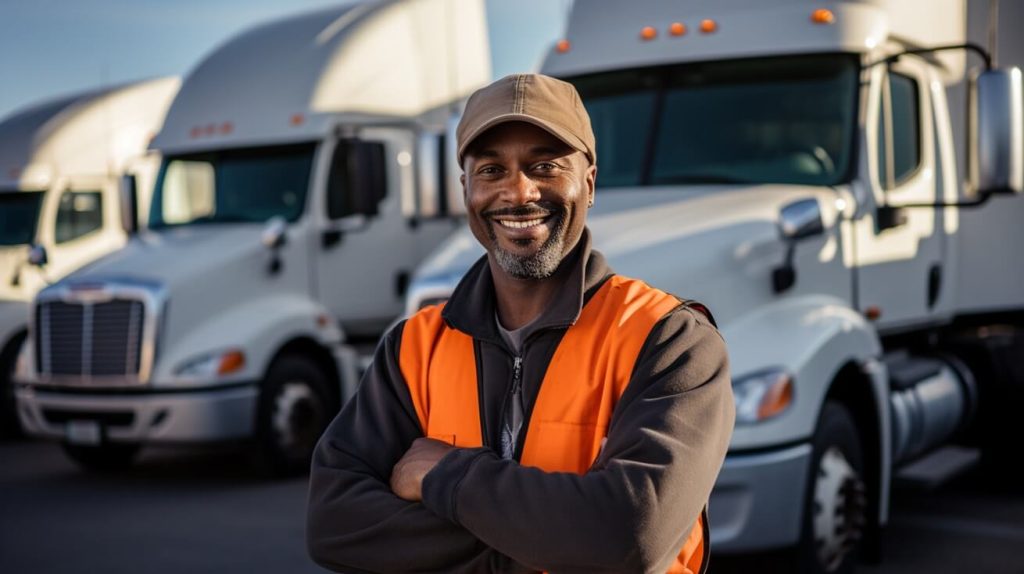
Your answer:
[495,217,547,230]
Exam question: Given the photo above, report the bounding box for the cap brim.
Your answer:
[458,112,591,164]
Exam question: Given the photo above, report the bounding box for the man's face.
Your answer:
[462,122,596,280]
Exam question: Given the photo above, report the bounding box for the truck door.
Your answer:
[852,56,951,330]
[313,128,422,338]
[40,176,127,281]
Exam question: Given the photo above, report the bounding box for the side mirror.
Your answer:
[261,216,287,250]
[444,114,466,217]
[119,174,139,235]
[773,198,824,294]
[778,198,824,241]
[327,140,387,219]
[261,216,287,275]
[971,67,1023,196]
[28,244,48,267]
[415,133,442,219]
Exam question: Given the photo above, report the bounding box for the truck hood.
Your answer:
[58,223,312,361]
[68,224,267,290]
[415,184,845,328]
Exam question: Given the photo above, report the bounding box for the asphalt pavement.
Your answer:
[2,440,1022,574]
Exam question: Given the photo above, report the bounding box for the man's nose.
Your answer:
[501,170,541,205]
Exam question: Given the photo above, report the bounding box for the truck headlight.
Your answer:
[733,369,794,425]
[175,348,246,379]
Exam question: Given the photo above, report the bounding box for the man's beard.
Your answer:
[485,205,568,280]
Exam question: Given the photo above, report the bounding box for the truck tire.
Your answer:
[0,332,27,439]
[799,401,868,574]
[62,442,141,472]
[255,355,331,476]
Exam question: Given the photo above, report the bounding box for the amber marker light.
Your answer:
[865,306,882,321]
[757,375,794,421]
[219,122,234,135]
[217,350,246,376]
[811,9,836,24]
[290,113,305,126]
[699,19,717,33]
[556,39,571,53]
[669,22,687,37]
[640,26,657,41]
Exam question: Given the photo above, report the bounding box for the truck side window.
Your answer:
[327,140,387,219]
[55,191,104,244]
[877,72,921,188]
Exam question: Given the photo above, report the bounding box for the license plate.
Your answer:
[66,420,102,446]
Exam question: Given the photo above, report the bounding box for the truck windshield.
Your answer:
[569,54,859,188]
[0,191,45,245]
[149,143,316,228]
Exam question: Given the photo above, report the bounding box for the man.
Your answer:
[307,74,734,574]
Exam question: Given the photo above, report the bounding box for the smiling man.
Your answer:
[307,74,735,574]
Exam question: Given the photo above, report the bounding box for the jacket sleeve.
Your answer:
[306,322,535,574]
[420,306,735,574]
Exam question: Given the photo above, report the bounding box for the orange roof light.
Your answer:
[669,22,687,37]
[865,306,882,321]
[290,113,305,126]
[640,26,657,41]
[219,122,234,135]
[811,9,835,24]
[189,126,202,139]
[556,39,571,53]
[699,19,717,33]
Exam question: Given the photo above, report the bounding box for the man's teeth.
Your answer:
[498,218,545,229]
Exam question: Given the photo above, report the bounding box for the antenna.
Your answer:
[988,0,999,67]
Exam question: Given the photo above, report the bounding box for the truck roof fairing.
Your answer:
[543,0,965,81]
[151,0,490,155]
[0,77,180,191]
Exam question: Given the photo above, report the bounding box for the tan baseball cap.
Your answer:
[457,73,596,165]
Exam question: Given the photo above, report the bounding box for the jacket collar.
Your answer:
[442,228,613,345]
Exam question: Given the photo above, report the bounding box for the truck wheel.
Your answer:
[61,442,141,472]
[255,355,331,476]
[800,401,867,574]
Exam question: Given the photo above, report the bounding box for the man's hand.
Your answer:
[390,437,455,501]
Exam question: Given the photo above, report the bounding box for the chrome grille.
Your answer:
[37,299,146,379]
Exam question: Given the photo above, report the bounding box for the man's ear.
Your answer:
[585,164,597,206]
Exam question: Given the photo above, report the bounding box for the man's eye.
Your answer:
[534,162,557,171]
[478,166,500,175]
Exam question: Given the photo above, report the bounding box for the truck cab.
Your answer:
[14,0,488,474]
[405,0,1024,571]
[0,77,178,436]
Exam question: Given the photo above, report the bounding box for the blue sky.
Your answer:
[0,0,571,120]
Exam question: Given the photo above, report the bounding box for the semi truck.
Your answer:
[0,77,179,436]
[403,0,1024,572]
[14,0,488,474]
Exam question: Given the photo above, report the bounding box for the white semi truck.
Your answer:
[14,0,488,473]
[404,0,1024,572]
[0,77,179,436]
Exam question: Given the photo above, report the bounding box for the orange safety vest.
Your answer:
[399,275,708,574]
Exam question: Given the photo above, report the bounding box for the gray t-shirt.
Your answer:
[496,314,532,459]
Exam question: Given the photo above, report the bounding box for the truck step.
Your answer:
[895,445,980,490]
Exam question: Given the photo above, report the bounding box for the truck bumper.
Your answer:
[709,442,813,553]
[15,382,258,444]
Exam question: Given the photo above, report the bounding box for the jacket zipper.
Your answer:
[500,355,524,460]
